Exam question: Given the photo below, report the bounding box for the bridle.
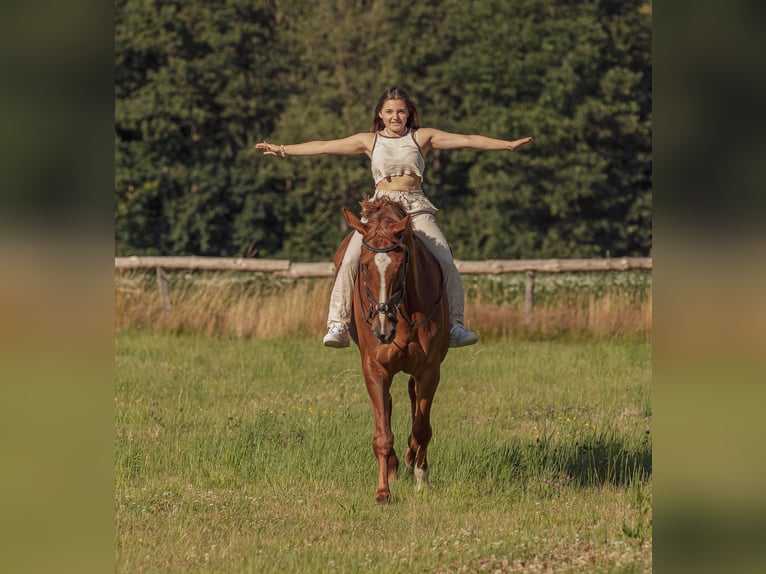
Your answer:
[357,237,408,327]
[356,233,444,330]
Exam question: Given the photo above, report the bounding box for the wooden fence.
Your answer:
[115,256,652,316]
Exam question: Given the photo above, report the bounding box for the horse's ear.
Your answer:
[343,207,365,234]
[391,213,411,236]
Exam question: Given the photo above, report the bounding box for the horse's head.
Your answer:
[344,199,411,344]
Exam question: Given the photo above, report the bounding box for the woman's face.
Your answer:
[378,98,409,135]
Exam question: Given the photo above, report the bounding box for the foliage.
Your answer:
[115,0,291,256]
[115,0,652,260]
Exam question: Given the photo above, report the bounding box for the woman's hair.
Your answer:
[371,86,421,132]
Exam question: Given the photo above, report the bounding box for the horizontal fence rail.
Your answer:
[115,256,652,277]
[115,256,651,315]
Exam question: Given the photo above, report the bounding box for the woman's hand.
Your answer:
[508,136,533,151]
[254,141,283,156]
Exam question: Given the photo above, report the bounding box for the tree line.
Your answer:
[115,0,651,261]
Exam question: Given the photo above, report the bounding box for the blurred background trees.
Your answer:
[115,0,651,260]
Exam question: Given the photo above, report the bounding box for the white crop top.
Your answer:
[370,128,425,185]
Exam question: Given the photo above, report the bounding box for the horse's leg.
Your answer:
[385,390,400,482]
[404,375,417,474]
[407,369,441,491]
[363,363,395,504]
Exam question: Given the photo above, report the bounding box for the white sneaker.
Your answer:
[323,324,350,348]
[450,323,478,348]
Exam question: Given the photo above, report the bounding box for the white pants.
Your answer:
[327,191,465,328]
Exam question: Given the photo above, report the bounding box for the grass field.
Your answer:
[115,333,652,573]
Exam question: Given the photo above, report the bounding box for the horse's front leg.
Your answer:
[362,362,395,504]
[385,390,400,482]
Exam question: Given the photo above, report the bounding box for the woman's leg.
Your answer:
[410,213,477,346]
[324,231,362,347]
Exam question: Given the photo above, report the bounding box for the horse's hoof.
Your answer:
[375,490,391,504]
[415,466,431,491]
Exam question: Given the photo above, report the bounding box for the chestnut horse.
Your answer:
[334,198,450,503]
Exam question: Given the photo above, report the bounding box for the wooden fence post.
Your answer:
[524,270,535,323]
[156,267,171,311]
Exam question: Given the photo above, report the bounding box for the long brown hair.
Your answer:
[370,86,421,132]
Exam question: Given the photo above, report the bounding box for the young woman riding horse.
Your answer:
[256,86,533,350]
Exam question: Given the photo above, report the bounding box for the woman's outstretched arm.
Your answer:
[255,133,373,157]
[418,128,532,153]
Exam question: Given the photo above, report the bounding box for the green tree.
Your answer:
[115,0,651,260]
[429,0,651,259]
[115,0,290,256]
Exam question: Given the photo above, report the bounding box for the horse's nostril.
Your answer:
[371,324,395,344]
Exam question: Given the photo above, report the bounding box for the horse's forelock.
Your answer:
[360,198,407,221]
[356,198,411,247]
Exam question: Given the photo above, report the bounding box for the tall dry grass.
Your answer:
[115,270,651,340]
[115,272,332,338]
[467,291,652,340]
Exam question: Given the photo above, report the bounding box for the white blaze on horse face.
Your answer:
[374,252,392,329]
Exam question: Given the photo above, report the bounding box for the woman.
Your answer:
[256,86,532,348]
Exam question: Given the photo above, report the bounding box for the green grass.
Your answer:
[115,333,651,573]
